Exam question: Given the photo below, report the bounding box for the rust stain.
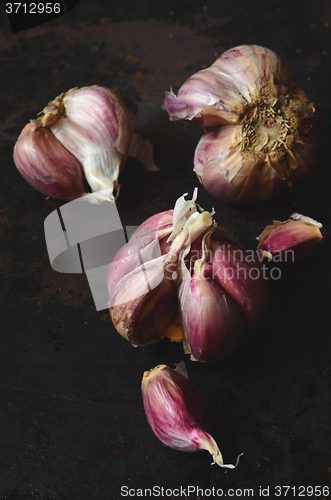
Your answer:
[0,18,224,129]
[103,442,128,457]
[306,51,322,67]
[34,458,43,472]
[126,53,140,62]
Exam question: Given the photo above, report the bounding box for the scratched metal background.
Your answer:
[0,0,331,498]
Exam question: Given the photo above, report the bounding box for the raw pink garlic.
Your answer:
[257,213,325,263]
[108,190,214,346]
[206,230,271,331]
[142,363,241,468]
[179,229,246,362]
[14,86,157,202]
[163,45,324,204]
[108,190,271,358]
[13,124,87,200]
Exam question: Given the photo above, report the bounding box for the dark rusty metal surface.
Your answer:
[0,1,331,498]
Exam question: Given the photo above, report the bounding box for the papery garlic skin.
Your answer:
[257,213,325,263]
[13,123,87,200]
[163,45,324,204]
[13,86,156,202]
[142,364,240,468]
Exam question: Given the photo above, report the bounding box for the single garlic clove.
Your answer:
[163,45,324,204]
[142,364,241,468]
[109,254,179,346]
[13,123,87,200]
[179,256,246,362]
[48,86,134,200]
[257,213,325,263]
[107,222,173,300]
[209,238,271,331]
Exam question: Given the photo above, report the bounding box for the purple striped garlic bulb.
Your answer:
[13,86,157,202]
[142,363,241,468]
[108,190,214,346]
[257,213,325,263]
[108,189,271,357]
[163,45,324,204]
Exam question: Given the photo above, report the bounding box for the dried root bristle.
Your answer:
[239,86,296,161]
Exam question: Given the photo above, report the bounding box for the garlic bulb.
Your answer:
[257,213,325,263]
[142,363,241,468]
[13,86,157,202]
[108,190,271,359]
[108,190,214,346]
[163,45,324,204]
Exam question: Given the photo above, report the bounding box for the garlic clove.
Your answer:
[48,86,133,200]
[109,254,178,346]
[13,123,87,200]
[107,209,175,302]
[184,226,271,333]
[209,238,271,331]
[257,213,325,263]
[142,364,241,468]
[179,256,246,362]
[107,225,173,301]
